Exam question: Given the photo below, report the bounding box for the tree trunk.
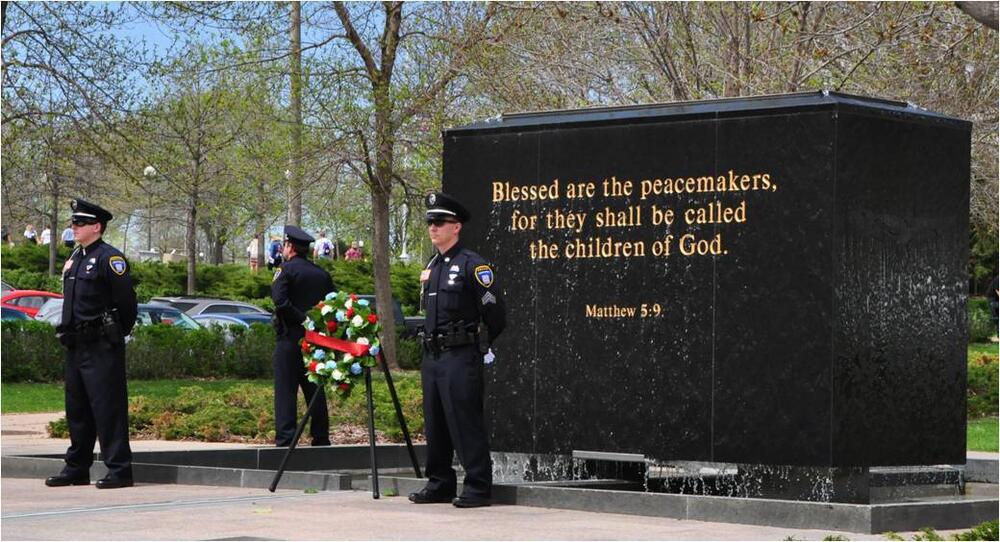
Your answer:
[372,80,399,370]
[186,189,197,294]
[288,0,303,226]
[48,178,58,275]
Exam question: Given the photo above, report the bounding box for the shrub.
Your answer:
[1,320,276,382]
[969,297,995,343]
[968,354,999,418]
[1,268,62,293]
[0,320,64,382]
[49,377,424,443]
[397,335,423,370]
[0,243,73,272]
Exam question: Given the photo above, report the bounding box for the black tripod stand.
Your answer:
[268,350,421,497]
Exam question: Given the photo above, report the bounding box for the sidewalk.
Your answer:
[1,413,991,541]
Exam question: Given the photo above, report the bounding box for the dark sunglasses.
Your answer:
[426,218,458,227]
[71,218,98,226]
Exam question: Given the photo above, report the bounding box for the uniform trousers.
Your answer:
[63,338,132,478]
[421,344,492,499]
[273,336,330,446]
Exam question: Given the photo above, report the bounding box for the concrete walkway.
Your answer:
[1,413,991,541]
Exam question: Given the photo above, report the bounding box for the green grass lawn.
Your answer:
[968,342,999,357]
[968,417,999,453]
[1,379,267,413]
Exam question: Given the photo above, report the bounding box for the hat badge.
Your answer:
[70,199,77,210]
[428,194,436,205]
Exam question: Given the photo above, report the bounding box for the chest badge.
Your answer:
[419,269,431,283]
[474,265,494,288]
[109,256,128,276]
[450,265,460,272]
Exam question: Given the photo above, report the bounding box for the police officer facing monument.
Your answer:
[409,192,506,508]
[271,225,334,447]
[46,199,138,489]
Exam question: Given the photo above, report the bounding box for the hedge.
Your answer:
[1,320,423,382]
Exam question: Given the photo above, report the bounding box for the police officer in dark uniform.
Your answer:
[46,199,138,489]
[271,225,335,447]
[409,193,506,508]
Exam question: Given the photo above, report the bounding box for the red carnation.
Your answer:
[338,383,350,391]
[300,340,310,353]
[308,361,318,373]
[326,320,337,332]
[346,308,354,318]
[367,313,378,324]
[350,294,358,301]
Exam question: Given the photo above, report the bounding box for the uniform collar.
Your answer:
[437,241,463,261]
[80,237,104,256]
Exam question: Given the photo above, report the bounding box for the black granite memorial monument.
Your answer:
[442,92,971,470]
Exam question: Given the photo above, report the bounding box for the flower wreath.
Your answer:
[300,292,382,397]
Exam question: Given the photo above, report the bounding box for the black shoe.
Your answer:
[45,473,89,487]
[452,495,491,508]
[95,476,134,489]
[311,440,331,446]
[408,488,455,504]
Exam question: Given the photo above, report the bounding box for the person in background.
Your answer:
[24,224,37,244]
[344,241,362,261]
[40,227,52,245]
[313,231,334,260]
[246,237,260,272]
[61,225,75,248]
[267,236,283,271]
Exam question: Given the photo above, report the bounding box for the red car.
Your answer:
[0,290,63,319]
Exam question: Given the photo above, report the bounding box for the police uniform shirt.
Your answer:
[61,239,137,333]
[423,242,505,341]
[271,256,335,338]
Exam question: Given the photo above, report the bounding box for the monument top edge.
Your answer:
[445,91,971,134]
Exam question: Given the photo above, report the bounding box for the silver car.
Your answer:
[35,298,200,330]
[148,296,270,317]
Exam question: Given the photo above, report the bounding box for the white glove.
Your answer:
[483,348,495,365]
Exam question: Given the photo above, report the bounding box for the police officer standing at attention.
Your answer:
[271,225,335,447]
[409,193,506,508]
[47,199,137,489]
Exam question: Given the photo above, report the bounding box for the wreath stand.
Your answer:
[268,333,422,497]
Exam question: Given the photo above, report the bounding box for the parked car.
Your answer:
[1,307,29,320]
[33,299,200,330]
[353,295,423,338]
[193,313,273,328]
[1,280,14,295]
[0,290,63,319]
[149,296,270,317]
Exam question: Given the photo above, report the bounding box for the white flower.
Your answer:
[345,299,353,309]
[332,369,344,380]
[355,337,370,346]
[343,353,354,363]
[321,304,334,315]
[304,319,315,331]
[316,362,326,371]
[352,315,363,327]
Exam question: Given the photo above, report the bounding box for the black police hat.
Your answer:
[70,198,113,223]
[425,192,470,223]
[283,225,314,245]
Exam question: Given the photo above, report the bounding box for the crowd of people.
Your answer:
[246,232,363,271]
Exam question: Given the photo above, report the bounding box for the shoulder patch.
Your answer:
[474,264,494,288]
[109,255,128,276]
[272,268,282,282]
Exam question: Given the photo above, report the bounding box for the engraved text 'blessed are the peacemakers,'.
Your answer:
[489,170,780,318]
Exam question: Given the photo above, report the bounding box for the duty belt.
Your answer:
[420,325,478,353]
